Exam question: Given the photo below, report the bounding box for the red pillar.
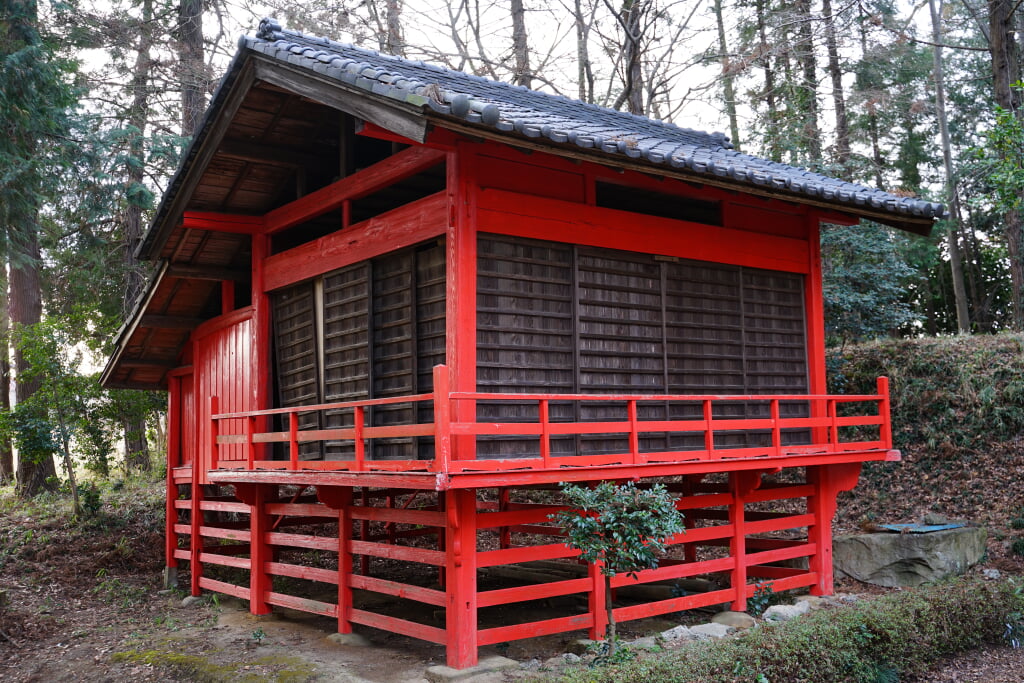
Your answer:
[587,559,608,641]
[189,469,204,596]
[238,483,273,615]
[318,486,354,632]
[444,488,478,669]
[807,463,861,596]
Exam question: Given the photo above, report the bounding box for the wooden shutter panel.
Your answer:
[476,235,575,458]
[271,281,322,460]
[320,262,370,460]
[415,241,446,459]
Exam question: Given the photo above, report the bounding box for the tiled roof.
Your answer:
[242,17,944,224]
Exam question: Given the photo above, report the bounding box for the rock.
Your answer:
[762,602,810,622]
[689,623,733,639]
[181,596,204,608]
[425,656,519,682]
[983,568,1002,580]
[922,513,951,525]
[630,636,660,651]
[834,527,987,587]
[661,625,695,642]
[798,595,828,610]
[521,658,541,671]
[325,632,372,647]
[562,653,582,664]
[566,638,598,655]
[711,611,755,629]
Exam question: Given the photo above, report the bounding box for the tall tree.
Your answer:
[929,0,970,332]
[1,0,75,496]
[821,0,850,174]
[793,0,821,162]
[0,266,11,484]
[178,0,205,136]
[510,0,531,87]
[987,0,1024,328]
[714,0,740,149]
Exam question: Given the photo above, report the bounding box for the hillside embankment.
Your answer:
[830,333,1024,571]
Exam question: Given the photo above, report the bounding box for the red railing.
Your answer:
[210,366,893,475]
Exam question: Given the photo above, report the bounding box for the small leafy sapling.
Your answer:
[552,480,684,656]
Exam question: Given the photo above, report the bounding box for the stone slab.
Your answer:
[425,656,519,682]
[834,527,987,587]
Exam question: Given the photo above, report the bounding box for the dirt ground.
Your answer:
[1,480,1023,683]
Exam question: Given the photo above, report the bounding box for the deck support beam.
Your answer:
[445,489,478,669]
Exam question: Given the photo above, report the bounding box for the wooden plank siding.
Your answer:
[270,241,446,461]
[474,234,809,459]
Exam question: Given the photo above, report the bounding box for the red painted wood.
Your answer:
[433,365,452,472]
[263,145,445,234]
[198,552,252,570]
[189,456,202,596]
[199,577,250,600]
[350,609,447,645]
[477,577,591,608]
[265,502,338,517]
[611,587,737,623]
[262,193,446,291]
[478,613,593,646]
[199,526,251,542]
[588,559,607,641]
[349,506,445,526]
[351,540,446,566]
[266,592,337,618]
[349,575,446,606]
[477,542,578,567]
[447,146,478,464]
[445,489,478,668]
[166,376,181,572]
[476,189,811,274]
[249,484,273,615]
[182,211,264,234]
[265,532,339,551]
[266,561,337,584]
[198,500,249,513]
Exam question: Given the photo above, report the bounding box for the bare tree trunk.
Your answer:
[0,265,12,485]
[794,0,821,162]
[930,0,970,333]
[989,0,1024,328]
[178,0,205,137]
[385,0,404,56]
[123,0,154,473]
[609,0,645,114]
[755,0,781,161]
[604,573,615,653]
[856,3,885,188]
[714,0,740,149]
[11,230,55,498]
[821,0,850,174]
[510,0,531,87]
[574,0,595,102]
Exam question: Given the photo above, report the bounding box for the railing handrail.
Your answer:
[205,366,894,474]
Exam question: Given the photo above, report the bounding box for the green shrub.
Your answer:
[559,578,1024,683]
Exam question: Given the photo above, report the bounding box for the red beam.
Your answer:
[263,145,446,234]
[182,211,263,234]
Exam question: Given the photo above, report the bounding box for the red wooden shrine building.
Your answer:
[102,19,941,669]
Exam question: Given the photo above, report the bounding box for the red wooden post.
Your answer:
[245,416,255,469]
[498,487,511,549]
[444,489,478,669]
[360,488,371,575]
[248,484,272,615]
[209,396,220,470]
[877,376,892,449]
[587,559,608,641]
[289,411,299,470]
[728,471,748,611]
[539,399,551,468]
[335,487,355,633]
[353,406,366,471]
[804,214,828,446]
[828,399,839,450]
[165,377,181,583]
[251,230,272,463]
[221,280,235,315]
[703,399,714,459]
[627,400,640,464]
[189,447,203,597]
[432,365,451,473]
[807,466,833,596]
[770,399,782,457]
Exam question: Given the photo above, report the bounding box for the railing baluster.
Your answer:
[703,399,714,459]
[828,399,839,450]
[245,415,255,469]
[627,400,640,464]
[770,399,781,457]
[353,405,365,471]
[210,396,220,470]
[877,376,892,449]
[289,411,299,470]
[539,399,551,468]
[432,365,451,474]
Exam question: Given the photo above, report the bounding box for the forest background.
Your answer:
[2,0,1024,499]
